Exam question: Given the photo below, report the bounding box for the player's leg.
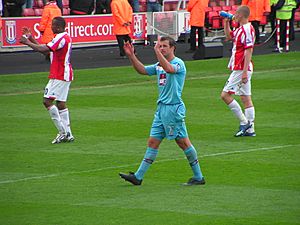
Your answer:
[221,71,250,136]
[221,91,248,124]
[120,107,164,185]
[176,138,205,185]
[43,79,69,143]
[161,103,205,185]
[239,71,255,136]
[43,97,66,143]
[241,95,255,136]
[134,137,160,179]
[57,101,74,142]
[55,80,73,141]
[119,137,161,185]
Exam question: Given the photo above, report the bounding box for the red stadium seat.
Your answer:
[205,7,212,13]
[228,10,236,16]
[229,0,236,6]
[34,8,43,16]
[208,10,222,29]
[209,1,217,7]
[208,11,218,24]
[139,4,147,12]
[63,8,70,15]
[222,6,231,12]
[164,3,173,11]
[23,8,35,16]
[212,6,222,12]
[34,0,44,8]
[62,0,69,8]
[231,5,239,11]
[295,11,300,22]
[219,0,226,7]
[139,0,147,12]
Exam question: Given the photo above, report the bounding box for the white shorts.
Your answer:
[44,79,71,102]
[222,70,253,96]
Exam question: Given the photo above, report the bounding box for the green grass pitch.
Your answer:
[0,52,299,225]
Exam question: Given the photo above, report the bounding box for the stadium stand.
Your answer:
[23,8,35,17]
[63,7,70,15]
[34,8,44,16]
[139,0,147,12]
[34,0,44,9]
[296,8,300,26]
[19,0,244,19]
[62,0,69,8]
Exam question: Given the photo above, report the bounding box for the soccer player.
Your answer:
[119,37,205,186]
[221,5,256,137]
[20,17,74,144]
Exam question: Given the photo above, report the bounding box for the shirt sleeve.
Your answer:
[171,61,184,74]
[145,63,158,76]
[243,26,255,49]
[47,34,65,52]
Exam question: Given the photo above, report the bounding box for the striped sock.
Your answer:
[135,147,158,180]
[184,146,203,180]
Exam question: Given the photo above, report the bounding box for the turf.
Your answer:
[0,52,300,225]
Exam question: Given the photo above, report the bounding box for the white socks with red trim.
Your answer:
[48,105,66,134]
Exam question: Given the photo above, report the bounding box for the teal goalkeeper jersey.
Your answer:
[145,57,186,105]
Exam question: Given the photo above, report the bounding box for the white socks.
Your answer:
[228,100,248,125]
[59,108,73,136]
[245,107,255,133]
[48,105,66,134]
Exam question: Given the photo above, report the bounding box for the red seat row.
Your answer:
[206,5,238,29]
[209,0,238,7]
[23,0,69,16]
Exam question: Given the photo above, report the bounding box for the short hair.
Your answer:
[52,17,66,29]
[160,36,176,50]
[237,5,250,18]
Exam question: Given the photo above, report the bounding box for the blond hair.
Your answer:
[237,5,250,18]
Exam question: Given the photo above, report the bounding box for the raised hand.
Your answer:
[21,27,32,37]
[154,35,161,52]
[123,41,134,57]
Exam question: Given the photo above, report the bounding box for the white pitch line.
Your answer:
[0,67,299,97]
[0,144,298,185]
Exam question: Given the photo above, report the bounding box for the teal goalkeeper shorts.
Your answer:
[150,102,188,140]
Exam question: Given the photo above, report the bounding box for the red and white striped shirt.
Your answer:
[47,32,73,82]
[228,23,255,71]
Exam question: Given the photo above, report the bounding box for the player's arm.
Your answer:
[123,41,147,75]
[20,36,50,53]
[224,18,232,41]
[22,27,39,45]
[242,47,253,84]
[153,40,175,73]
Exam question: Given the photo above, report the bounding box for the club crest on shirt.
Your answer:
[159,73,167,86]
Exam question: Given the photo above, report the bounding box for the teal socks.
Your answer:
[184,146,203,180]
[135,147,158,180]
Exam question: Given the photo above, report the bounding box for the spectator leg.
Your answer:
[197,26,204,49]
[251,21,260,44]
[190,26,196,51]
